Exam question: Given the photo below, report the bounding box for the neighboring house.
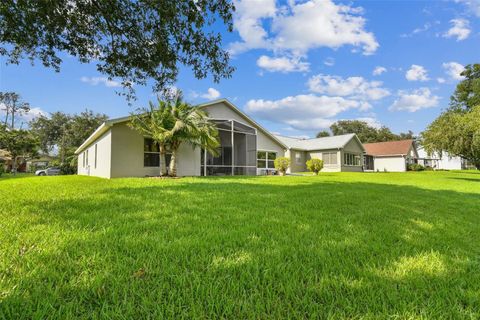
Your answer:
[363,139,418,172]
[26,155,56,172]
[274,134,366,173]
[417,146,471,170]
[0,149,12,171]
[75,99,288,178]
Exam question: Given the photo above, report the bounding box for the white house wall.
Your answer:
[109,123,201,178]
[308,149,341,172]
[374,156,406,172]
[77,130,112,178]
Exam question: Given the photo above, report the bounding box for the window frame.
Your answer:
[343,152,361,166]
[143,138,160,167]
[257,150,277,169]
[322,152,338,166]
[295,152,302,165]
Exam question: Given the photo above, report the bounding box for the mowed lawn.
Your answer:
[1,172,480,319]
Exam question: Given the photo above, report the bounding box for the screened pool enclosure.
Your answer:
[201,120,257,176]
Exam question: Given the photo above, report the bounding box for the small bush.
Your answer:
[0,165,4,177]
[425,166,434,171]
[407,163,425,171]
[274,157,290,176]
[306,158,324,175]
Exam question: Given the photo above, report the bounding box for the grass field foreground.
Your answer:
[1,171,480,318]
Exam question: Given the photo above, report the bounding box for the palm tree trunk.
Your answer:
[159,145,167,176]
[169,147,178,177]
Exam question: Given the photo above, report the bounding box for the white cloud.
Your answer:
[307,74,390,101]
[372,66,387,76]
[442,62,465,81]
[257,55,309,73]
[355,117,382,129]
[245,94,369,130]
[389,88,440,112]
[200,88,221,100]
[443,19,471,41]
[230,0,378,57]
[437,77,446,84]
[229,0,276,54]
[405,65,429,81]
[454,0,480,17]
[80,76,122,88]
[323,57,335,67]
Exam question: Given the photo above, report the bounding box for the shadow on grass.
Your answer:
[2,178,480,318]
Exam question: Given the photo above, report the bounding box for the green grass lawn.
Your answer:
[1,172,480,319]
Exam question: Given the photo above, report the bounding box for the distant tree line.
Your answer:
[0,91,107,174]
[316,121,414,143]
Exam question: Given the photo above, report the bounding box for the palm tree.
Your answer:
[166,95,220,177]
[129,98,175,176]
[130,94,220,177]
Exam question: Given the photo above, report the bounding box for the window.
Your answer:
[295,152,301,165]
[82,152,85,167]
[94,144,97,169]
[322,152,337,165]
[86,150,89,166]
[144,138,160,167]
[343,153,361,166]
[257,151,276,169]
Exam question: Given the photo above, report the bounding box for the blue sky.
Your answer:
[1,0,479,138]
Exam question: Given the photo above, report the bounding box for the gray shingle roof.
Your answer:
[274,133,359,151]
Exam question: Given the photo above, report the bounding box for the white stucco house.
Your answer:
[417,146,471,170]
[363,139,418,172]
[75,99,365,178]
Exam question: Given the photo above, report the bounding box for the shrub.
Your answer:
[60,162,76,175]
[0,164,4,177]
[274,157,290,176]
[407,163,425,171]
[306,158,324,175]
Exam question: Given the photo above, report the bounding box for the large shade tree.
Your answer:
[449,64,480,112]
[30,110,107,163]
[422,105,480,169]
[0,1,235,100]
[327,120,414,143]
[422,63,480,169]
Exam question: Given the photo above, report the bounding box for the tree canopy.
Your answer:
[422,63,480,169]
[29,110,107,162]
[422,105,480,169]
[0,1,235,100]
[0,124,39,172]
[449,64,480,112]
[0,92,30,129]
[326,120,414,143]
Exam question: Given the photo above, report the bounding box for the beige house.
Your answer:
[75,99,366,178]
[75,99,287,178]
[275,134,366,173]
[363,139,418,172]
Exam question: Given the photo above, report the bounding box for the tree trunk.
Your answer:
[159,145,167,176]
[169,148,178,177]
